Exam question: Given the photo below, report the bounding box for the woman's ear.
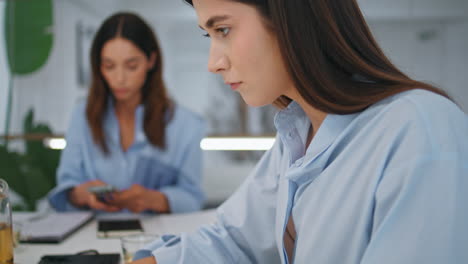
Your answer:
[148,52,157,70]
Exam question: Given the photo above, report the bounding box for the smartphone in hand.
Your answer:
[88,185,117,203]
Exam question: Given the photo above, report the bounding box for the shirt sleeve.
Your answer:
[135,135,284,263]
[361,107,468,263]
[159,116,206,213]
[47,103,87,211]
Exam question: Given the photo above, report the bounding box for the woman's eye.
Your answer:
[127,64,138,71]
[201,28,230,38]
[217,27,230,36]
[102,64,114,70]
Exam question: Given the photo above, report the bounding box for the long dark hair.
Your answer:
[87,12,172,154]
[184,0,449,112]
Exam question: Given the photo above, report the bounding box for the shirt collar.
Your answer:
[305,112,357,162]
[275,101,310,145]
[275,101,358,179]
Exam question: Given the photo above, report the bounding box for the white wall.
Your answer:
[368,19,468,111]
[444,20,468,109]
[360,0,468,111]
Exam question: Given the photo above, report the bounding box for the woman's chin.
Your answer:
[241,95,273,108]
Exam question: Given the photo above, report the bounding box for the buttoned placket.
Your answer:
[281,126,305,264]
[274,102,357,264]
[119,104,145,179]
[283,180,298,264]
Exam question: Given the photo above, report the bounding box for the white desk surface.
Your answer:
[13,209,217,264]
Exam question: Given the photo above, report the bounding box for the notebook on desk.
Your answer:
[20,211,94,243]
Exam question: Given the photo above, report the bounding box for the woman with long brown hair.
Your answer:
[48,12,205,214]
[133,0,468,263]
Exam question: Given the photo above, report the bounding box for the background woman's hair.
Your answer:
[184,0,450,112]
[87,12,172,154]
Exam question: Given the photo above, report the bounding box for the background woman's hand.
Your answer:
[131,256,157,264]
[110,184,170,213]
[68,180,121,212]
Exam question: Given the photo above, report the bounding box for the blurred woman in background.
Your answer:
[48,12,205,214]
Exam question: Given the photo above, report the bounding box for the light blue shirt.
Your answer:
[135,89,468,263]
[48,100,206,213]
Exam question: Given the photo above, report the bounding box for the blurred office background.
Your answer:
[0,0,467,210]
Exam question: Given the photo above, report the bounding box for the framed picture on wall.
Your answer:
[75,20,96,88]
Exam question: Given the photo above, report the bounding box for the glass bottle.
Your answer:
[0,179,13,264]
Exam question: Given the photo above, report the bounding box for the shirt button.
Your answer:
[287,132,293,139]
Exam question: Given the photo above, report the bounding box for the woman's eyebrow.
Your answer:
[199,15,230,30]
[101,56,141,64]
[101,57,114,63]
[125,57,141,63]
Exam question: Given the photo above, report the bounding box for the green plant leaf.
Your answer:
[1,108,61,210]
[23,109,60,188]
[0,145,28,207]
[5,0,54,74]
[20,161,54,210]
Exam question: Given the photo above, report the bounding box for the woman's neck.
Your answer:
[114,96,141,118]
[284,89,328,147]
[301,102,327,138]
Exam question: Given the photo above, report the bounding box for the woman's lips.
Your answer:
[114,89,128,95]
[229,82,241,90]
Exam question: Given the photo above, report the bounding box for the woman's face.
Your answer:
[100,37,155,105]
[193,0,295,107]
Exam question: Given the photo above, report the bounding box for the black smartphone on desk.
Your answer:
[97,218,143,238]
[39,253,120,264]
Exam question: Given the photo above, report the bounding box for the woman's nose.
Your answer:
[208,44,229,74]
[115,67,126,84]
